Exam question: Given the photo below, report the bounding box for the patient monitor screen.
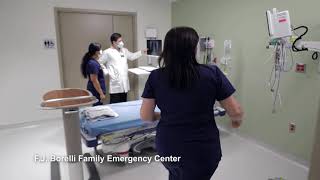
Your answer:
[147,40,162,56]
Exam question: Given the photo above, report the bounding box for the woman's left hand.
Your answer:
[100,94,106,100]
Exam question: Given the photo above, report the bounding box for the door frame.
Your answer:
[54,7,138,88]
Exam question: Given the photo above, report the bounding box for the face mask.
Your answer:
[196,42,201,61]
[117,41,124,49]
[96,50,102,59]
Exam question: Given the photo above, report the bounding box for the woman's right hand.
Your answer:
[219,96,244,129]
[231,120,242,128]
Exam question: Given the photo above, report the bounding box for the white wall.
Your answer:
[0,0,171,126]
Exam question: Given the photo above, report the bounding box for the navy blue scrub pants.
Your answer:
[162,161,219,180]
[92,97,103,106]
[156,136,221,180]
[89,90,103,106]
[109,93,127,104]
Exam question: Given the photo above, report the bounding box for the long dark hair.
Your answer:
[159,26,200,89]
[81,43,101,78]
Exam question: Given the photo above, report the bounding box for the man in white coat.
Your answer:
[99,33,147,103]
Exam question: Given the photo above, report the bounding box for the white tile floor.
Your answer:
[0,119,309,180]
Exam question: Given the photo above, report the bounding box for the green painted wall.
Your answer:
[172,0,320,163]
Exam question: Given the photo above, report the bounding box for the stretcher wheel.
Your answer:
[94,147,127,167]
[140,147,157,156]
[114,160,126,167]
[110,153,127,167]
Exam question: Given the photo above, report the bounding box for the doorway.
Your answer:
[55,8,137,101]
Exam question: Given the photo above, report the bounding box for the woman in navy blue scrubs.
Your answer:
[140,27,244,180]
[81,43,106,106]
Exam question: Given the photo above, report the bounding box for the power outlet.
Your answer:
[289,123,296,133]
[295,63,306,73]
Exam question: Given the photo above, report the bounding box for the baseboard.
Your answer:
[0,116,61,131]
[217,124,310,171]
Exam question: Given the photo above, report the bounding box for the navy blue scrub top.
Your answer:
[86,59,106,96]
[142,65,235,161]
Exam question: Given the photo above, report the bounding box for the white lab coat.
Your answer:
[99,47,142,94]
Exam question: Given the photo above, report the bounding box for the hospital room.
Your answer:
[1,0,320,179]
